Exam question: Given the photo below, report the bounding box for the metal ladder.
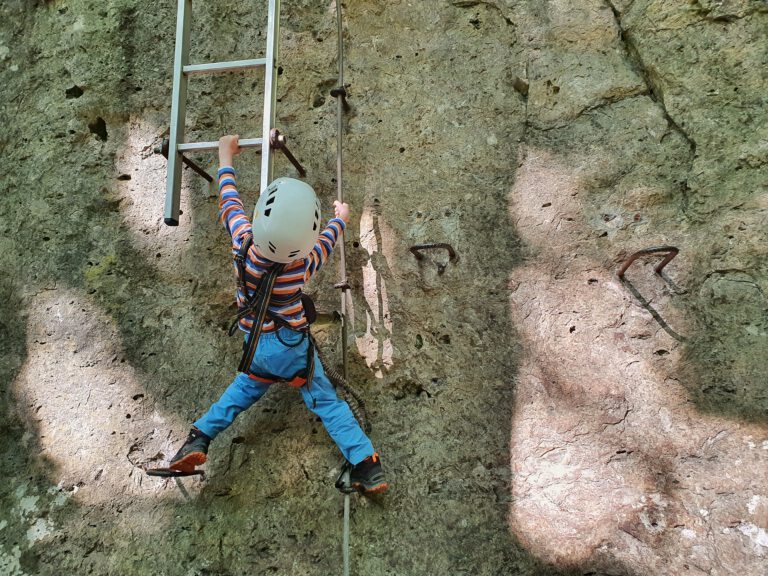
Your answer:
[163,0,290,226]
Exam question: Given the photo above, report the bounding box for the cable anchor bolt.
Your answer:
[269,129,307,177]
[154,138,213,183]
[330,86,351,113]
[334,462,356,494]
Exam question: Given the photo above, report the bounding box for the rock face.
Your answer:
[0,1,766,575]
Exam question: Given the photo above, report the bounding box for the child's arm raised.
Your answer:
[218,134,241,167]
[305,200,350,281]
[216,135,251,242]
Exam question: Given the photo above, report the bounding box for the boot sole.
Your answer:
[169,452,207,473]
[352,481,389,495]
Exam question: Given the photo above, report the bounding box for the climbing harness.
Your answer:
[232,236,287,373]
[227,232,316,387]
[227,233,372,425]
[161,0,305,225]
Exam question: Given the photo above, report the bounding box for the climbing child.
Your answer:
[167,134,388,494]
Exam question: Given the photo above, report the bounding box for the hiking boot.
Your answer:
[349,453,389,494]
[169,427,210,473]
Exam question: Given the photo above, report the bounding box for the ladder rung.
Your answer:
[183,58,267,76]
[177,138,264,152]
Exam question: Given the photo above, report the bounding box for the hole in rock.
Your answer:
[65,85,83,99]
[88,117,108,141]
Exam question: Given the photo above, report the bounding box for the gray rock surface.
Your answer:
[0,0,766,575]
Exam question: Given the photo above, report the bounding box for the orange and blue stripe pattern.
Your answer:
[218,166,345,333]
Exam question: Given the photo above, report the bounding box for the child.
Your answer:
[167,134,388,494]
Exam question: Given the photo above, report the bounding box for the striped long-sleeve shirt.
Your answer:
[218,166,345,333]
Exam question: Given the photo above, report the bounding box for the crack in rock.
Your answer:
[604,0,697,155]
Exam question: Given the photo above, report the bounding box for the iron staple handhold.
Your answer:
[617,246,680,279]
[410,243,458,263]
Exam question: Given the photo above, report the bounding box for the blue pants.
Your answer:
[194,328,374,465]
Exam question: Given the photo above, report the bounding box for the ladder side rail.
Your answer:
[164,0,193,226]
[259,0,281,196]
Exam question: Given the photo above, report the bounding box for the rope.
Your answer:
[318,347,371,433]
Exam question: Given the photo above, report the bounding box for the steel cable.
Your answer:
[332,3,353,576]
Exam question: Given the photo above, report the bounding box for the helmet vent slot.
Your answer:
[313,222,317,231]
[264,208,272,217]
[265,196,276,206]
[268,242,277,253]
[289,249,300,258]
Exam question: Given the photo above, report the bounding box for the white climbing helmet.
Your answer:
[251,177,321,263]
